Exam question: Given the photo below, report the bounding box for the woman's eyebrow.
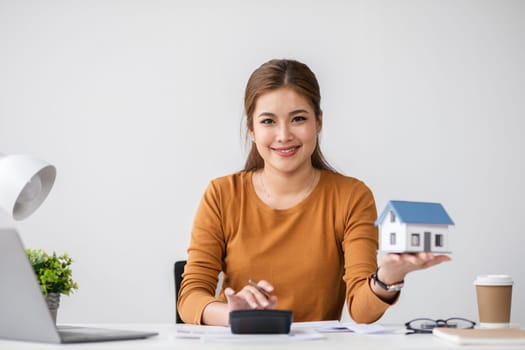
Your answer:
[256,109,310,118]
[256,112,276,118]
[289,109,309,116]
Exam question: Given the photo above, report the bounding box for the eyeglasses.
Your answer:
[405,317,476,334]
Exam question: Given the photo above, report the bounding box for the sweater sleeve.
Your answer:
[177,181,226,324]
[342,182,395,323]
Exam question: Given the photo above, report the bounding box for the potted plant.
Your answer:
[26,248,79,324]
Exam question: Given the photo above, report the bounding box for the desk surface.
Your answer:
[0,323,522,350]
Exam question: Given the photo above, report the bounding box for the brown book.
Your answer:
[433,327,525,345]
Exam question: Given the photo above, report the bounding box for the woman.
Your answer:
[178,59,450,326]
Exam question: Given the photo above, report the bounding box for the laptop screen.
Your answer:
[0,229,157,343]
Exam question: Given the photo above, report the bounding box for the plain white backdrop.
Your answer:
[1,0,523,325]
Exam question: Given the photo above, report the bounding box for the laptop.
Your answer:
[0,228,158,343]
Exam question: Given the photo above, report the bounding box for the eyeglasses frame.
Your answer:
[405,317,476,334]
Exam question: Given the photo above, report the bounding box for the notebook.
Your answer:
[0,228,158,343]
[433,327,525,345]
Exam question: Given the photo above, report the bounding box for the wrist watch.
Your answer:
[372,269,404,292]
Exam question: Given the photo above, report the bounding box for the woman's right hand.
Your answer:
[224,280,278,311]
[201,280,278,325]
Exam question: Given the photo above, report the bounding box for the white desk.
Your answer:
[0,323,521,350]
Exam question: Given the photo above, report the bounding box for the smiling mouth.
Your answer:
[271,146,300,156]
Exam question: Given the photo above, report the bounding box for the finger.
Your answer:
[234,286,266,309]
[421,255,451,269]
[434,254,451,262]
[401,253,450,270]
[418,252,435,261]
[399,253,422,265]
[247,286,270,307]
[381,253,402,263]
[267,295,278,309]
[224,288,236,303]
[225,287,249,311]
[225,287,235,296]
[257,280,275,294]
[248,280,272,299]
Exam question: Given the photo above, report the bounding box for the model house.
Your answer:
[375,200,454,253]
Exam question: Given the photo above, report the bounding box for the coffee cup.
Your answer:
[474,274,513,328]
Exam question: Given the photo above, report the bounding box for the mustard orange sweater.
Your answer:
[178,170,392,324]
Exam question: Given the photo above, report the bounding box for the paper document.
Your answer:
[293,320,388,334]
[174,320,388,342]
[174,323,324,342]
[174,324,228,339]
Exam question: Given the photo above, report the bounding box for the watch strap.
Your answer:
[373,268,404,292]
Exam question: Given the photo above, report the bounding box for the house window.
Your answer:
[390,211,396,223]
[390,232,396,245]
[435,234,444,247]
[411,233,420,246]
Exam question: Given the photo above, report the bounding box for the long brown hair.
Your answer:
[243,59,335,172]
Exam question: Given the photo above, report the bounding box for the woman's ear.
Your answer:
[316,113,323,134]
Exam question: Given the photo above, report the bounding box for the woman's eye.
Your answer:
[292,116,306,122]
[260,119,274,125]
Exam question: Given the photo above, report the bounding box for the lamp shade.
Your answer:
[0,154,56,220]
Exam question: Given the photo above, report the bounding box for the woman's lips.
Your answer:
[271,146,300,157]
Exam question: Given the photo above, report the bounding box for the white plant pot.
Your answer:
[45,292,60,324]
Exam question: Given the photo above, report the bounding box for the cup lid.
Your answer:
[474,274,513,286]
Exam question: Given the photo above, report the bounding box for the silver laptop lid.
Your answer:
[0,229,61,343]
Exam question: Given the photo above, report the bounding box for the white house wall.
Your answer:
[378,219,407,252]
[405,224,450,252]
[379,216,451,252]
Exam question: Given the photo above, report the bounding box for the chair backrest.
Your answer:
[174,260,187,324]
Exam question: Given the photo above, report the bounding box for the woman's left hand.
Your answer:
[377,252,451,285]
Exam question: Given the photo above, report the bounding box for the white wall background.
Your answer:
[1,0,524,325]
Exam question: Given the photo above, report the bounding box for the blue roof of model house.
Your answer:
[375,200,454,226]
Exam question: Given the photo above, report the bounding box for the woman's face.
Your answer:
[250,87,321,175]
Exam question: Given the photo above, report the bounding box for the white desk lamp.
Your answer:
[0,153,56,221]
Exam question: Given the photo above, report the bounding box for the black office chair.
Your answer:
[174,260,187,324]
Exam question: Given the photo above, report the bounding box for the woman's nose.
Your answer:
[276,124,293,142]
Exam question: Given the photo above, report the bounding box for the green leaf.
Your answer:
[25,248,79,297]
